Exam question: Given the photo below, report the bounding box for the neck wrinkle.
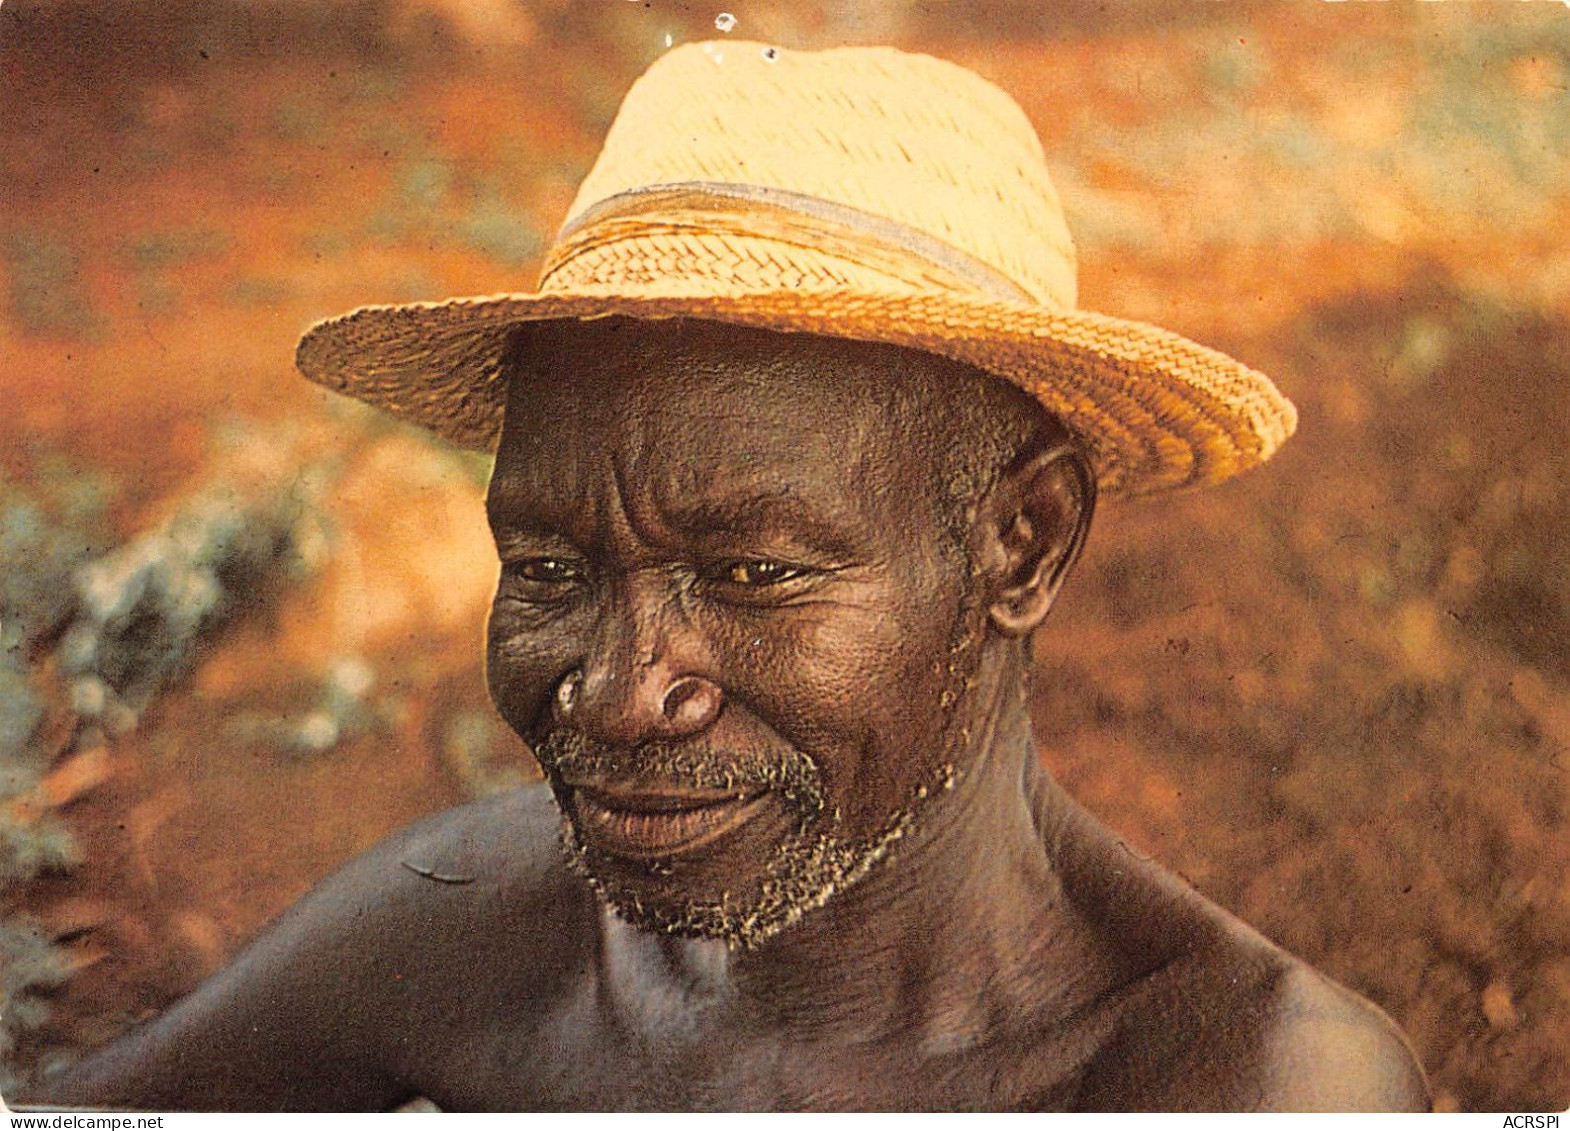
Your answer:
[719,637,1094,1046]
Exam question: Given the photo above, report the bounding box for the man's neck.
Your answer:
[599,639,1116,1052]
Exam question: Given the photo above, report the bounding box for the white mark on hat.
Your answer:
[665,32,673,48]
[714,12,737,32]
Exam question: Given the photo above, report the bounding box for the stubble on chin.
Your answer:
[558,806,916,950]
[545,576,990,949]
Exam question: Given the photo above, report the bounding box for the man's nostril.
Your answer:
[661,676,720,728]
[662,677,697,720]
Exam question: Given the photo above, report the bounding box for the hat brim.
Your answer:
[295,283,1296,496]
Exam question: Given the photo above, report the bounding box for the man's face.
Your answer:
[485,320,980,945]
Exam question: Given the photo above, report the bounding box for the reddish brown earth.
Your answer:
[2,0,1567,1111]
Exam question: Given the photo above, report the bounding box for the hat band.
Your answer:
[541,182,1044,306]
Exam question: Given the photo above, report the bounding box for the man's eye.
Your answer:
[721,559,800,586]
[513,558,584,584]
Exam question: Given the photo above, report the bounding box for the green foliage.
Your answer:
[0,920,70,1094]
[59,487,311,721]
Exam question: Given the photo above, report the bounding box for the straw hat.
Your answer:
[296,41,1295,495]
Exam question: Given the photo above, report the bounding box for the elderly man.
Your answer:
[25,43,1427,1111]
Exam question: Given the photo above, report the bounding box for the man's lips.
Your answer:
[567,783,770,861]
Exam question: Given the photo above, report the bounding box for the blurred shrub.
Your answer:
[0,920,70,1095]
[59,487,311,727]
[1,431,330,1089]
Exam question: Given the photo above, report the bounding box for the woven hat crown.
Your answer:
[547,42,1078,309]
[296,41,1296,496]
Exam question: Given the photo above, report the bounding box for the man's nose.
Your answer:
[553,578,723,743]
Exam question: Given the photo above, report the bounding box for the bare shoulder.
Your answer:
[315,782,599,1008]
[23,784,589,1111]
[376,782,573,901]
[266,782,583,956]
[1252,959,1431,1112]
[1049,804,1428,1112]
[1073,935,1427,1112]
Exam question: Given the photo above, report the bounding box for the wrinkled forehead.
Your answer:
[499,322,942,477]
[500,317,921,438]
[488,318,957,537]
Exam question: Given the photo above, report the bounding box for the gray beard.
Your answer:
[559,800,916,950]
[535,582,985,950]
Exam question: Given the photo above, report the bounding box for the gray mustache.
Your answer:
[532,729,825,818]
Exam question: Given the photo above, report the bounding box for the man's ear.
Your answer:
[971,443,1095,637]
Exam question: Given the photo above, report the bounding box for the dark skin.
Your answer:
[23,320,1430,1112]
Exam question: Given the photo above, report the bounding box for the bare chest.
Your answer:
[403,971,1110,1112]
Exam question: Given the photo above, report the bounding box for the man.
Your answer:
[24,43,1428,1111]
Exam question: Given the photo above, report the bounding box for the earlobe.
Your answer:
[978,444,1095,637]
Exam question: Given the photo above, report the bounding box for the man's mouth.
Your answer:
[567,783,771,861]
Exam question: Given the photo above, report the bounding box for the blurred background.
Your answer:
[2,0,1567,1112]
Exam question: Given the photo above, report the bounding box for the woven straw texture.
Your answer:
[296,41,1297,495]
